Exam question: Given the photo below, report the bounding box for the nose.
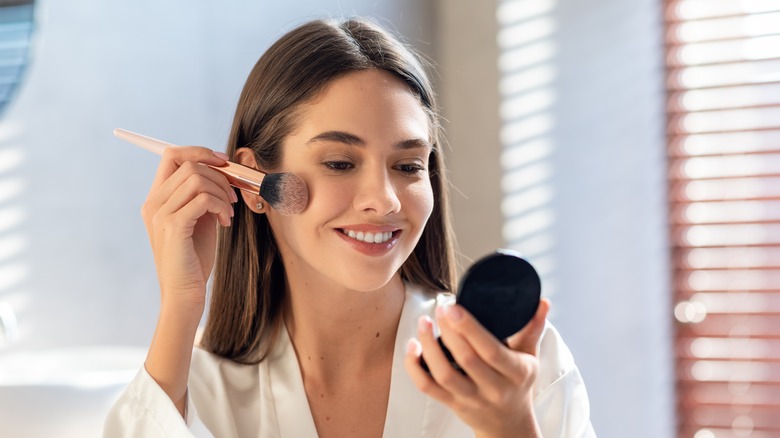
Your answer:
[353,167,401,215]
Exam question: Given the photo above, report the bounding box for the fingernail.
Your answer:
[418,316,431,333]
[213,150,230,161]
[436,293,456,320]
[230,189,238,203]
[447,305,463,321]
[406,338,420,355]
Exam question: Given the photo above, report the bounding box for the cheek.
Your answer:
[403,180,435,225]
[306,177,354,214]
[273,178,351,245]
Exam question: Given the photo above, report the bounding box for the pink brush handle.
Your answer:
[113,128,171,155]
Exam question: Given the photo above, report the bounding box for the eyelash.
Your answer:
[323,161,354,171]
[396,163,425,174]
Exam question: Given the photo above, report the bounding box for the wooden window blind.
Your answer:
[665,1,780,437]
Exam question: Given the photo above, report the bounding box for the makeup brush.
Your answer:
[113,128,308,215]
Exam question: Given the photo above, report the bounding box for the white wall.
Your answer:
[545,2,674,436]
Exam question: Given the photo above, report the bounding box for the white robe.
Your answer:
[105,284,596,437]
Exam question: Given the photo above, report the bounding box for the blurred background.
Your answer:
[0,0,777,437]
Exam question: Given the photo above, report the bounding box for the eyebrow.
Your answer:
[306,130,432,150]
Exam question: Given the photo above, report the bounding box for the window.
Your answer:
[665,1,780,436]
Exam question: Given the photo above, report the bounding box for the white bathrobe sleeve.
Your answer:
[103,366,214,438]
[532,322,597,438]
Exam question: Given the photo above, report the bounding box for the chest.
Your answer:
[304,371,391,438]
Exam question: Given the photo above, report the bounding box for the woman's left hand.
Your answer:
[404,298,551,438]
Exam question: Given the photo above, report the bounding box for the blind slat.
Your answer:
[669,107,780,134]
[669,131,780,156]
[671,224,780,247]
[665,0,780,22]
[678,317,780,337]
[666,12,780,44]
[673,247,780,269]
[669,154,780,179]
[678,359,780,382]
[678,381,780,405]
[678,407,780,430]
[679,428,778,438]
[668,83,780,112]
[667,37,780,67]
[670,200,780,224]
[677,337,780,360]
[668,59,780,89]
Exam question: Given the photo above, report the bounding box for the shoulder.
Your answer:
[190,346,260,393]
[533,320,590,404]
[532,322,595,435]
[405,283,439,310]
[185,347,265,435]
[536,322,577,383]
[404,281,446,316]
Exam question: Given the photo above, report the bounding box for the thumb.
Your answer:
[506,298,550,356]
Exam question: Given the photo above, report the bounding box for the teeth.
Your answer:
[342,229,394,244]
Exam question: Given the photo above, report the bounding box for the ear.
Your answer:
[234,148,267,214]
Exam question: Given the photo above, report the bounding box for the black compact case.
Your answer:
[421,250,541,375]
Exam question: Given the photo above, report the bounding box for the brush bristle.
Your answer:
[259,172,309,215]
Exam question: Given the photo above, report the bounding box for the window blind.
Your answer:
[665,1,780,437]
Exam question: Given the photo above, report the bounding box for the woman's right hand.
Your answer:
[141,146,237,417]
[141,146,237,310]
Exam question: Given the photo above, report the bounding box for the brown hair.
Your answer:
[201,17,456,364]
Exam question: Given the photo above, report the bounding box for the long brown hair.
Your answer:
[201,17,456,364]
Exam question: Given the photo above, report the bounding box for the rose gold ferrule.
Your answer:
[208,161,264,195]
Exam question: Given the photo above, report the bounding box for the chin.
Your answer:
[336,269,402,293]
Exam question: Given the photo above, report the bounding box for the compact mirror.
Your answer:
[421,249,541,374]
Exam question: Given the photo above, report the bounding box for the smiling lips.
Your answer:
[340,229,396,244]
[336,227,402,256]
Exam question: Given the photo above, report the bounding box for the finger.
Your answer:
[416,315,476,397]
[437,306,505,390]
[506,298,550,356]
[439,304,520,378]
[156,169,237,220]
[153,160,237,207]
[150,146,229,192]
[403,338,453,404]
[164,191,234,229]
[144,163,237,231]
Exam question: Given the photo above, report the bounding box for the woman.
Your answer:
[105,17,595,437]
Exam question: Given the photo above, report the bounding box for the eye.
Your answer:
[323,161,354,171]
[395,163,426,174]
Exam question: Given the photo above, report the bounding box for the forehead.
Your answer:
[290,69,431,143]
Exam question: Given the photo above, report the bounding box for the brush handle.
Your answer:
[113,128,265,194]
[113,128,171,155]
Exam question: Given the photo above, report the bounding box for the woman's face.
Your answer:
[266,68,434,292]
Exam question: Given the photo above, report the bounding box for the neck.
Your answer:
[283,274,406,381]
